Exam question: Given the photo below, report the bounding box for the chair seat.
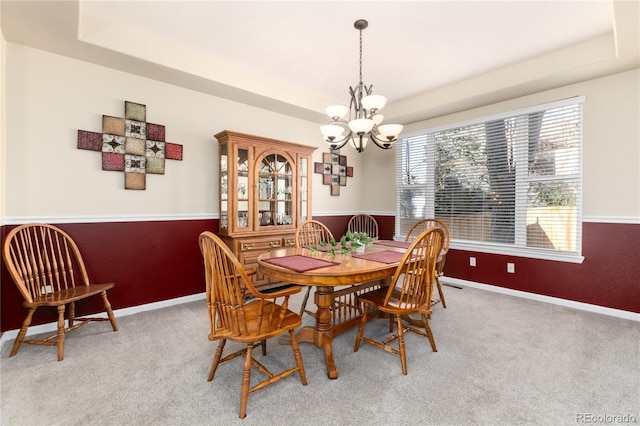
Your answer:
[27,283,115,307]
[211,299,302,343]
[359,287,430,314]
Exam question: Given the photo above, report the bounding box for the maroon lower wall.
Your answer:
[1,220,216,331]
[443,222,639,313]
[316,216,639,314]
[1,217,638,332]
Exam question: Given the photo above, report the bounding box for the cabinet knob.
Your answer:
[242,243,255,250]
[269,241,281,248]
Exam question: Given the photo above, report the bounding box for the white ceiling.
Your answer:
[1,1,638,124]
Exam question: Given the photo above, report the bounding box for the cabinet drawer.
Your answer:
[222,232,296,290]
[240,249,271,267]
[238,248,276,288]
[239,238,283,252]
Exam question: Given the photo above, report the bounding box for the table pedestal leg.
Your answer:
[296,286,338,379]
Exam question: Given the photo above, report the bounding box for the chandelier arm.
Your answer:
[323,123,353,150]
[327,138,350,150]
[369,132,396,149]
[327,130,352,144]
[364,85,373,97]
[349,85,363,120]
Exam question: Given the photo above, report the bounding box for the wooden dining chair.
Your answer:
[294,219,334,317]
[295,219,334,248]
[2,223,118,361]
[347,214,379,239]
[405,218,450,308]
[354,226,444,375]
[198,231,307,419]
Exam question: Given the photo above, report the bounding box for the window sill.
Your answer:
[450,241,585,264]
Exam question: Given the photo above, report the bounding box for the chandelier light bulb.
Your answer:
[320,124,345,141]
[349,118,374,134]
[326,105,349,120]
[349,135,369,152]
[372,114,384,125]
[361,95,387,112]
[377,124,404,140]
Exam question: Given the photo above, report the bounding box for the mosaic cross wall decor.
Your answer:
[314,151,353,196]
[77,101,183,190]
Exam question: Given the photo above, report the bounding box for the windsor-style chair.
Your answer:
[2,223,118,361]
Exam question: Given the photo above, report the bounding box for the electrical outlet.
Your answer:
[507,263,515,273]
[469,257,476,267]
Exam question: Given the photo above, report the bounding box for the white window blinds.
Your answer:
[395,97,584,259]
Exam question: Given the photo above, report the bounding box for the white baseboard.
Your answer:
[442,277,640,322]
[0,293,206,349]
[2,280,638,352]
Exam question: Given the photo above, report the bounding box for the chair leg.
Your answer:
[68,301,75,328]
[289,330,307,385]
[239,343,253,419]
[56,305,66,362]
[353,304,369,352]
[421,314,438,352]
[396,315,408,375]
[299,286,312,317]
[101,291,119,331]
[436,276,446,308]
[261,340,267,356]
[10,307,36,357]
[208,339,226,382]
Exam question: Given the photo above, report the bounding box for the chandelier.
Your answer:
[320,19,403,153]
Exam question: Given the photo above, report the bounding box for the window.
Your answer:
[396,97,584,262]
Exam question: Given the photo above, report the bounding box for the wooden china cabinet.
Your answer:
[215,130,317,290]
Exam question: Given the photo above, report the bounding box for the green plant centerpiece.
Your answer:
[310,231,374,255]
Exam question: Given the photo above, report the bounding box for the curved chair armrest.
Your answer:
[251,284,302,300]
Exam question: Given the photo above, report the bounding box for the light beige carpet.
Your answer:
[1,286,638,425]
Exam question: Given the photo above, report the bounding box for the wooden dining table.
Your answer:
[257,240,411,379]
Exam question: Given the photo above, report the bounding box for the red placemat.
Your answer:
[373,240,411,249]
[352,250,406,264]
[262,255,340,273]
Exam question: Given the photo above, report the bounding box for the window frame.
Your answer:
[395,96,585,263]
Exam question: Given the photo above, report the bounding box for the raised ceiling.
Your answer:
[1,1,638,124]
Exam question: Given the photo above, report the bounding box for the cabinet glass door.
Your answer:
[299,157,308,222]
[220,144,228,230]
[237,148,249,229]
[257,154,292,227]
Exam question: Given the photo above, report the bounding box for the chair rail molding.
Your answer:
[3,213,217,225]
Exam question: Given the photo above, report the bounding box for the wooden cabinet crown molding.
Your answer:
[214,130,317,156]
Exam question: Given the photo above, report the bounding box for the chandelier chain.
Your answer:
[359,28,363,84]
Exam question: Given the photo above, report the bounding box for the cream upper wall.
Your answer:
[359,144,398,215]
[4,43,639,221]
[362,68,640,219]
[1,15,6,222]
[3,43,368,221]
